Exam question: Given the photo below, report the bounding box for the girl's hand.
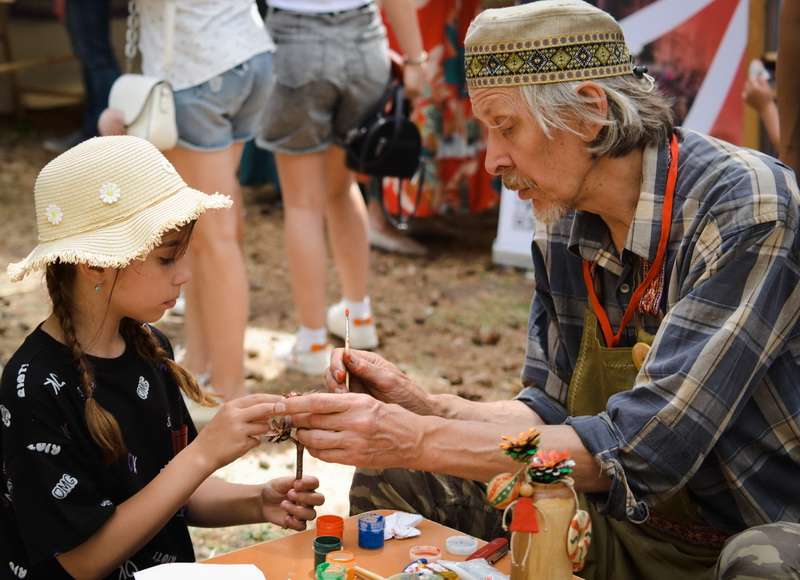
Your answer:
[191,394,282,471]
[260,476,324,531]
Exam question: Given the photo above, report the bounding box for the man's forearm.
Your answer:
[428,394,544,426]
[412,415,610,492]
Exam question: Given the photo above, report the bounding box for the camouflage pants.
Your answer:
[715,523,800,579]
[350,468,800,579]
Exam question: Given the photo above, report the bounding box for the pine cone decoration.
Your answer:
[500,427,541,463]
[527,449,576,484]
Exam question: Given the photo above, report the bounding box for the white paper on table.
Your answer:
[134,563,266,580]
[384,511,423,540]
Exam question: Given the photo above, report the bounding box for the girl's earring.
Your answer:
[94,283,103,293]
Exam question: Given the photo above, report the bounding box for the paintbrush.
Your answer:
[345,307,351,391]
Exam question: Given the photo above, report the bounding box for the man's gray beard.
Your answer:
[532,201,567,224]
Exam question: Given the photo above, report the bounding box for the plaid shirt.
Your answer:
[516,128,800,533]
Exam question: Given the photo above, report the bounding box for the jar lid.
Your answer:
[445,535,479,556]
[408,545,442,562]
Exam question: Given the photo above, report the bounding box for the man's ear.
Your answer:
[574,81,608,142]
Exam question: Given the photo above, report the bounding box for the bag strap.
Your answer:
[123,0,175,75]
[376,160,428,231]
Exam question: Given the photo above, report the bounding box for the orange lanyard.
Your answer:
[582,134,679,348]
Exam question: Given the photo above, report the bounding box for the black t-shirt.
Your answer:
[0,324,198,580]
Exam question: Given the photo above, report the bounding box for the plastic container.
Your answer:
[326,550,356,580]
[314,536,343,568]
[357,513,385,549]
[316,515,345,539]
[408,545,441,562]
[316,562,347,580]
[445,535,479,556]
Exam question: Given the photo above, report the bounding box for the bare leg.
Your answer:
[165,143,248,400]
[323,147,369,302]
[275,150,329,329]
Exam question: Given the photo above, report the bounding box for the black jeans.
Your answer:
[65,0,120,137]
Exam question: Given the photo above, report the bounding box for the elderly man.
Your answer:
[278,1,800,578]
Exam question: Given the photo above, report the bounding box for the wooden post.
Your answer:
[743,0,767,150]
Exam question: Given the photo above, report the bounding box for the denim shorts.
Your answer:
[257,3,390,155]
[173,51,273,151]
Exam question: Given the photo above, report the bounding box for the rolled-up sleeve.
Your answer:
[516,292,569,425]
[568,215,800,522]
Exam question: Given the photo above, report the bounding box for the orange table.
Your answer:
[207,510,510,578]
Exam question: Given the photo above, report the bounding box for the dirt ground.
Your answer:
[0,123,534,558]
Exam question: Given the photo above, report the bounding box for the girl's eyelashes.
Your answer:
[158,256,176,266]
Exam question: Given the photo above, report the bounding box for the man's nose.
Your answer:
[484,131,512,176]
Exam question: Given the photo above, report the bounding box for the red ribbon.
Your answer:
[582,134,679,348]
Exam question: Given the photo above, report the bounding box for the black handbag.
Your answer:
[345,81,426,229]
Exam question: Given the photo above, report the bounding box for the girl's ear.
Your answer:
[574,81,608,142]
[77,263,107,286]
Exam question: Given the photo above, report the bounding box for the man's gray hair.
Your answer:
[518,75,674,158]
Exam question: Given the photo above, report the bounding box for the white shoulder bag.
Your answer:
[109,0,178,151]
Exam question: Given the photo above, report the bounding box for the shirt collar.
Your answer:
[567,138,670,274]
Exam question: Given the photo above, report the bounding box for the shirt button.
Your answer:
[620,283,631,294]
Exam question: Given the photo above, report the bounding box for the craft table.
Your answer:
[206,509,511,578]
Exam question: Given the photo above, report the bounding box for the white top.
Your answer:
[268,0,372,14]
[136,0,275,91]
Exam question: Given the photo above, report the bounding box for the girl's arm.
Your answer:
[185,475,324,530]
[56,396,277,579]
[381,0,427,99]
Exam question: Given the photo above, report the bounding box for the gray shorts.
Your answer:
[173,51,273,152]
[257,3,390,155]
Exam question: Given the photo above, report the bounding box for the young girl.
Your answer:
[0,136,323,579]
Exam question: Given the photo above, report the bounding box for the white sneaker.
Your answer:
[326,301,379,349]
[275,339,332,375]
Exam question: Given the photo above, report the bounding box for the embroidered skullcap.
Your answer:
[464,0,634,89]
[8,136,232,281]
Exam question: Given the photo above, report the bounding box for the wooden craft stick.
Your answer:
[345,308,351,391]
[295,441,304,481]
[353,566,386,580]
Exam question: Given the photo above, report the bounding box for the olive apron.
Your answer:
[569,135,725,580]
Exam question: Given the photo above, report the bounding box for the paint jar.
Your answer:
[314,535,343,568]
[316,562,347,580]
[316,515,345,540]
[326,550,356,579]
[408,545,441,563]
[357,513,385,549]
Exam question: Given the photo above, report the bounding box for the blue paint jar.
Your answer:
[357,513,385,549]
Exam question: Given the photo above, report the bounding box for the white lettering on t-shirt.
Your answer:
[43,373,65,395]
[136,376,150,400]
[118,559,139,579]
[16,364,29,398]
[0,405,9,428]
[152,552,177,565]
[128,453,138,475]
[26,442,61,456]
[8,561,27,578]
[51,474,78,500]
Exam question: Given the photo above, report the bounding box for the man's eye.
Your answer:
[500,124,514,137]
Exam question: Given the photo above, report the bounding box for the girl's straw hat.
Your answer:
[7,136,232,282]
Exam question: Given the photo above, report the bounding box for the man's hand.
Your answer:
[277,393,424,470]
[325,349,434,416]
[260,476,324,531]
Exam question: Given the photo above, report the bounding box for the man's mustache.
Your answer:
[501,172,536,191]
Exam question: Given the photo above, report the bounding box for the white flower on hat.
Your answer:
[99,182,122,205]
[45,204,63,225]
